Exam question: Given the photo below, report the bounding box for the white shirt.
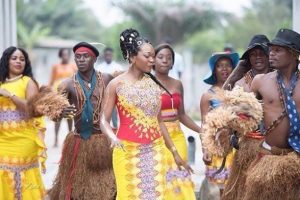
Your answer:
[95,61,123,74]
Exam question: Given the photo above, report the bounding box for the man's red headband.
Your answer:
[75,47,96,58]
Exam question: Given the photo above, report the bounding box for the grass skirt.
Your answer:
[222,136,263,200]
[49,132,116,200]
[242,147,300,200]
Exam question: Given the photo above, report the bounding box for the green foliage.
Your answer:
[113,0,220,45]
[223,0,292,53]
[185,29,226,63]
[17,22,50,49]
[17,0,103,48]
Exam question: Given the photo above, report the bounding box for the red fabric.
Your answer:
[65,137,81,200]
[160,93,181,110]
[245,130,265,139]
[116,96,161,144]
[75,47,96,58]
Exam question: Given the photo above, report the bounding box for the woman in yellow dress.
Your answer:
[100,28,193,200]
[154,43,200,199]
[0,46,46,200]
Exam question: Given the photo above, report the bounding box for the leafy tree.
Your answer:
[17,0,103,47]
[223,0,292,52]
[113,0,220,45]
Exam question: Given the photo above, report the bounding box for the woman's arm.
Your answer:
[0,79,38,112]
[158,113,193,173]
[199,91,212,165]
[177,82,201,133]
[100,80,123,148]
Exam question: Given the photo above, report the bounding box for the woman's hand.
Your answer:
[173,152,194,174]
[0,88,13,98]
[110,136,125,151]
[202,149,212,165]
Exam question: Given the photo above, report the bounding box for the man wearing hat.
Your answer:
[242,29,300,200]
[49,42,116,200]
[222,35,271,200]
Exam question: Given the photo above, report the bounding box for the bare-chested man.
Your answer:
[49,42,116,200]
[242,29,300,200]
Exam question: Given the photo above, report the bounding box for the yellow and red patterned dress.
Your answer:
[113,75,167,200]
[161,93,195,199]
[0,76,46,200]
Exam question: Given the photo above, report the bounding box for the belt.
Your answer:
[262,141,293,155]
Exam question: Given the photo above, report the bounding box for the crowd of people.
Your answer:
[0,27,299,200]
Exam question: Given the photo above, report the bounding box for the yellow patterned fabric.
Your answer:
[163,121,196,200]
[205,149,235,188]
[114,75,169,199]
[0,76,46,200]
[113,138,167,200]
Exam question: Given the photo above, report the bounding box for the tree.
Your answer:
[113,0,220,45]
[17,0,103,46]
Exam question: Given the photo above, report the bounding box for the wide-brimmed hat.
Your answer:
[241,35,269,60]
[203,52,239,85]
[268,28,300,53]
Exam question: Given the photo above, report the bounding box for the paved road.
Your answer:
[42,119,219,199]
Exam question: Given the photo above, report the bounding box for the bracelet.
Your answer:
[170,146,177,153]
[9,93,16,99]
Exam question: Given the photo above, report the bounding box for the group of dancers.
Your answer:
[0,27,299,200]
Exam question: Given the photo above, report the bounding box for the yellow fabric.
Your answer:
[205,149,235,188]
[0,76,46,200]
[113,138,167,200]
[163,121,196,200]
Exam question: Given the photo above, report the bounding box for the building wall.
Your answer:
[0,0,17,53]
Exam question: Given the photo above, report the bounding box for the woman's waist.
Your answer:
[117,124,161,144]
[161,108,178,119]
[163,120,182,132]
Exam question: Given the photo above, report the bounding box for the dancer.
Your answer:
[200,52,239,196]
[100,28,192,200]
[222,34,271,200]
[0,46,46,200]
[154,43,200,199]
[49,42,116,200]
[242,29,300,200]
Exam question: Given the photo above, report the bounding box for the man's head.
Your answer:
[73,42,99,72]
[241,35,270,73]
[103,47,113,64]
[268,29,300,69]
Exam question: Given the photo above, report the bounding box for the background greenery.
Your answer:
[17,0,292,63]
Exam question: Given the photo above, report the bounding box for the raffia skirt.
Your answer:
[242,143,300,200]
[222,133,264,200]
[48,132,116,200]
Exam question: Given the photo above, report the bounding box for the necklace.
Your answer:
[5,74,23,82]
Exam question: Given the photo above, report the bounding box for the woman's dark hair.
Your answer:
[58,48,70,58]
[0,46,34,83]
[155,43,175,65]
[120,28,172,96]
[119,28,150,62]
